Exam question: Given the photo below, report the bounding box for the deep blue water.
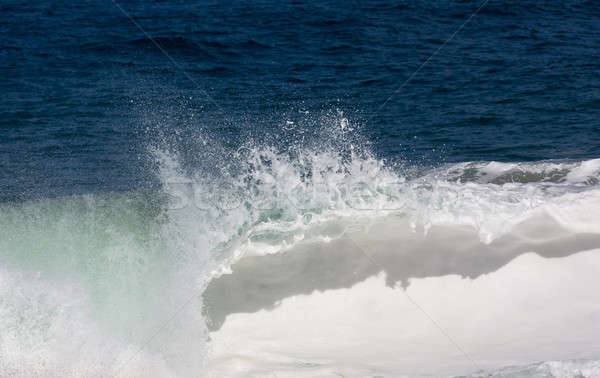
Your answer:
[2,0,600,201]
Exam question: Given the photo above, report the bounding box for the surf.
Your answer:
[1,115,600,376]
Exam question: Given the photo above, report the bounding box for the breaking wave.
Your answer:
[1,115,600,376]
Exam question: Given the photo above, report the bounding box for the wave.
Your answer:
[457,359,600,378]
[1,116,600,376]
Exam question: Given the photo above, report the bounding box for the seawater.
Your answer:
[1,0,600,376]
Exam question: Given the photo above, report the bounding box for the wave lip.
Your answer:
[439,158,600,185]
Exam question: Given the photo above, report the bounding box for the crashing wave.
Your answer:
[1,115,600,376]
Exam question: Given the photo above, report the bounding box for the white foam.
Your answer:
[441,159,600,185]
[0,266,176,378]
[459,359,600,378]
[205,250,600,377]
[566,158,600,184]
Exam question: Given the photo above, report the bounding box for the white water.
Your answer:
[1,122,600,376]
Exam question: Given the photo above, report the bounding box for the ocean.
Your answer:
[1,0,600,376]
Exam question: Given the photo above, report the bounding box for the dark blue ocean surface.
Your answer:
[1,0,600,201]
